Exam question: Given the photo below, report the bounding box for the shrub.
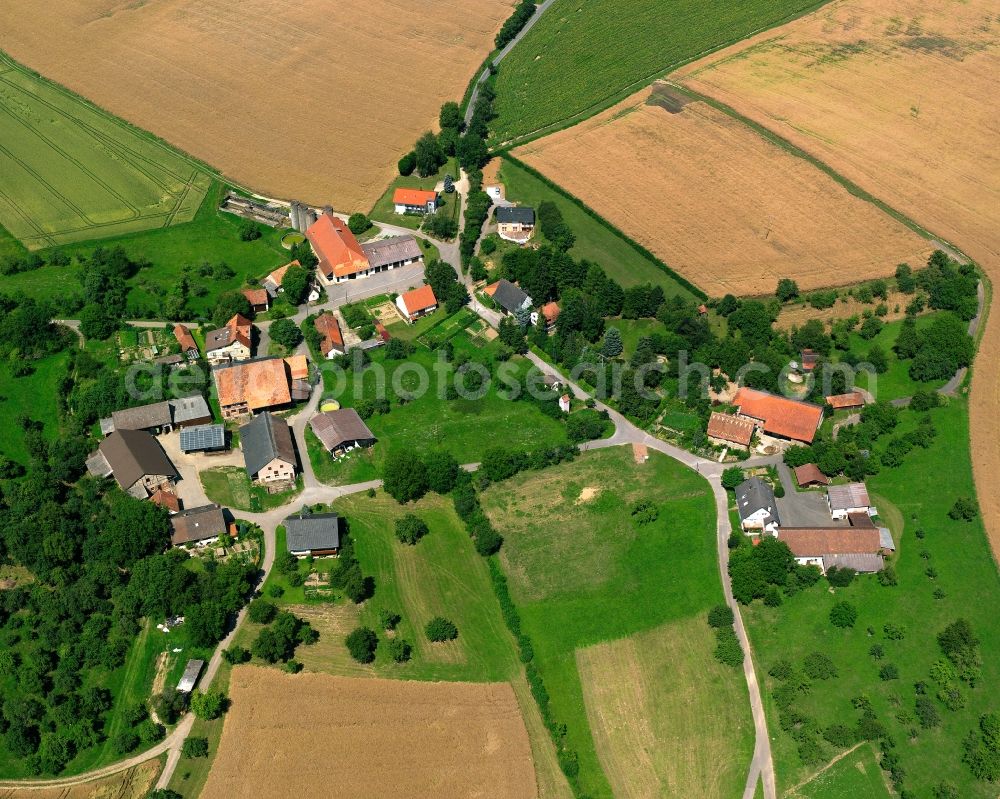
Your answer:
[182,736,209,758]
[394,513,429,545]
[803,652,837,680]
[823,723,856,748]
[721,466,745,490]
[190,690,228,720]
[707,605,734,629]
[916,696,941,729]
[385,638,412,663]
[630,499,658,525]
[347,213,371,235]
[826,566,856,588]
[248,599,277,625]
[378,609,401,631]
[238,221,262,241]
[713,627,744,668]
[763,585,783,607]
[425,617,458,642]
[345,627,378,663]
[111,730,139,754]
[223,646,251,665]
[949,497,978,521]
[398,152,416,176]
[830,601,858,628]
[880,663,900,681]
[768,660,793,681]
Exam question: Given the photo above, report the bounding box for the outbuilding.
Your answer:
[285,512,341,557]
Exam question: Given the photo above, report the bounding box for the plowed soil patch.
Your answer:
[200,666,538,799]
[0,0,513,210]
[513,88,929,297]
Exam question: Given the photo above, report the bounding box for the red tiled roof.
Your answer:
[778,528,882,557]
[314,313,344,356]
[801,349,819,370]
[173,324,198,354]
[483,281,500,297]
[150,487,180,513]
[242,288,269,307]
[393,188,437,207]
[215,359,291,411]
[399,284,437,316]
[793,463,830,487]
[375,321,391,342]
[266,260,299,288]
[734,388,823,444]
[706,412,755,447]
[826,392,865,410]
[541,301,560,323]
[306,212,369,279]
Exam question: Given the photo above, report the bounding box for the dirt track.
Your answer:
[513,86,930,297]
[200,666,538,799]
[675,0,1000,559]
[0,0,513,210]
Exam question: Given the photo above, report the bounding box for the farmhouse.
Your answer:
[733,387,823,444]
[242,287,270,313]
[793,463,830,488]
[309,409,375,456]
[284,511,340,557]
[179,424,226,454]
[776,527,884,573]
[176,659,204,694]
[539,301,560,332]
[826,392,866,411]
[396,284,438,322]
[214,358,301,419]
[205,314,253,364]
[392,188,439,215]
[173,324,199,360]
[102,395,211,436]
[240,411,297,489]
[361,236,422,273]
[827,482,876,520]
[706,412,755,448]
[495,206,535,243]
[170,504,227,546]
[87,430,178,499]
[314,313,346,358]
[735,476,780,534]
[484,279,532,318]
[306,212,370,283]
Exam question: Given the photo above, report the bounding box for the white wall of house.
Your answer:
[207,342,251,364]
[254,457,296,484]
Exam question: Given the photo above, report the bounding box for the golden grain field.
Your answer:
[513,85,930,297]
[0,0,513,210]
[200,666,538,799]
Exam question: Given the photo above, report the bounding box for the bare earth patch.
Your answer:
[0,0,514,210]
[0,761,160,798]
[577,487,599,504]
[200,666,538,799]
[513,85,930,297]
[774,290,915,331]
[674,0,1000,559]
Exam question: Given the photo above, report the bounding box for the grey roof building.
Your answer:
[489,279,532,316]
[176,659,205,693]
[89,429,178,498]
[170,504,227,546]
[285,511,341,556]
[110,401,172,433]
[495,206,535,226]
[309,409,375,454]
[361,236,422,270]
[240,411,297,479]
[735,476,781,531]
[171,395,212,427]
[179,424,226,453]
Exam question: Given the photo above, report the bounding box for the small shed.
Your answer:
[793,463,830,488]
[176,659,205,693]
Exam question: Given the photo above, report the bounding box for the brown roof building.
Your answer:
[309,409,376,455]
[793,463,830,487]
[734,388,824,444]
[396,284,437,322]
[777,527,884,573]
[214,358,293,419]
[826,392,866,410]
[173,324,199,359]
[170,504,227,546]
[242,287,270,312]
[314,313,345,358]
[150,487,181,513]
[89,429,179,499]
[306,212,369,281]
[706,412,755,447]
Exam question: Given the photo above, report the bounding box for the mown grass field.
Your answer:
[490,0,829,143]
[787,744,890,799]
[0,181,290,318]
[498,159,697,297]
[745,400,1000,797]
[481,447,753,798]
[0,52,211,250]
[200,466,301,513]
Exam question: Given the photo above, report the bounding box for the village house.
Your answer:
[87,429,179,499]
[733,387,824,445]
[776,527,885,574]
[484,279,532,319]
[309,409,376,457]
[173,324,199,360]
[262,261,296,297]
[314,313,346,359]
[539,301,560,332]
[396,284,438,323]
[793,463,830,488]
[242,287,270,313]
[827,482,876,520]
[170,504,227,547]
[214,357,310,419]
[799,349,819,372]
[361,236,422,275]
[495,206,535,243]
[284,511,341,557]
[179,424,226,454]
[205,314,253,365]
[392,188,438,215]
[826,392,866,411]
[735,476,780,534]
[306,211,371,284]
[706,412,755,448]
[240,411,297,490]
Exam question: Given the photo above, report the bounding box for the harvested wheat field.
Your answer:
[576,618,752,799]
[675,0,1000,558]
[0,761,160,798]
[0,0,513,210]
[513,85,930,297]
[200,666,538,799]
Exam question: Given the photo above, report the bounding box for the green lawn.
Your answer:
[607,317,663,359]
[0,350,70,463]
[481,447,751,798]
[847,314,946,401]
[0,181,289,318]
[490,0,829,143]
[788,744,890,799]
[321,334,570,468]
[745,399,1000,797]
[498,158,698,297]
[0,222,26,260]
[0,52,211,250]
[368,159,458,229]
[200,466,302,513]
[305,426,379,487]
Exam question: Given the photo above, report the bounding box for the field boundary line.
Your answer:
[495,152,707,299]
[491,0,834,150]
[0,183,52,246]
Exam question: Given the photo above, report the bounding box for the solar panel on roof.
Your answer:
[179,424,225,452]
